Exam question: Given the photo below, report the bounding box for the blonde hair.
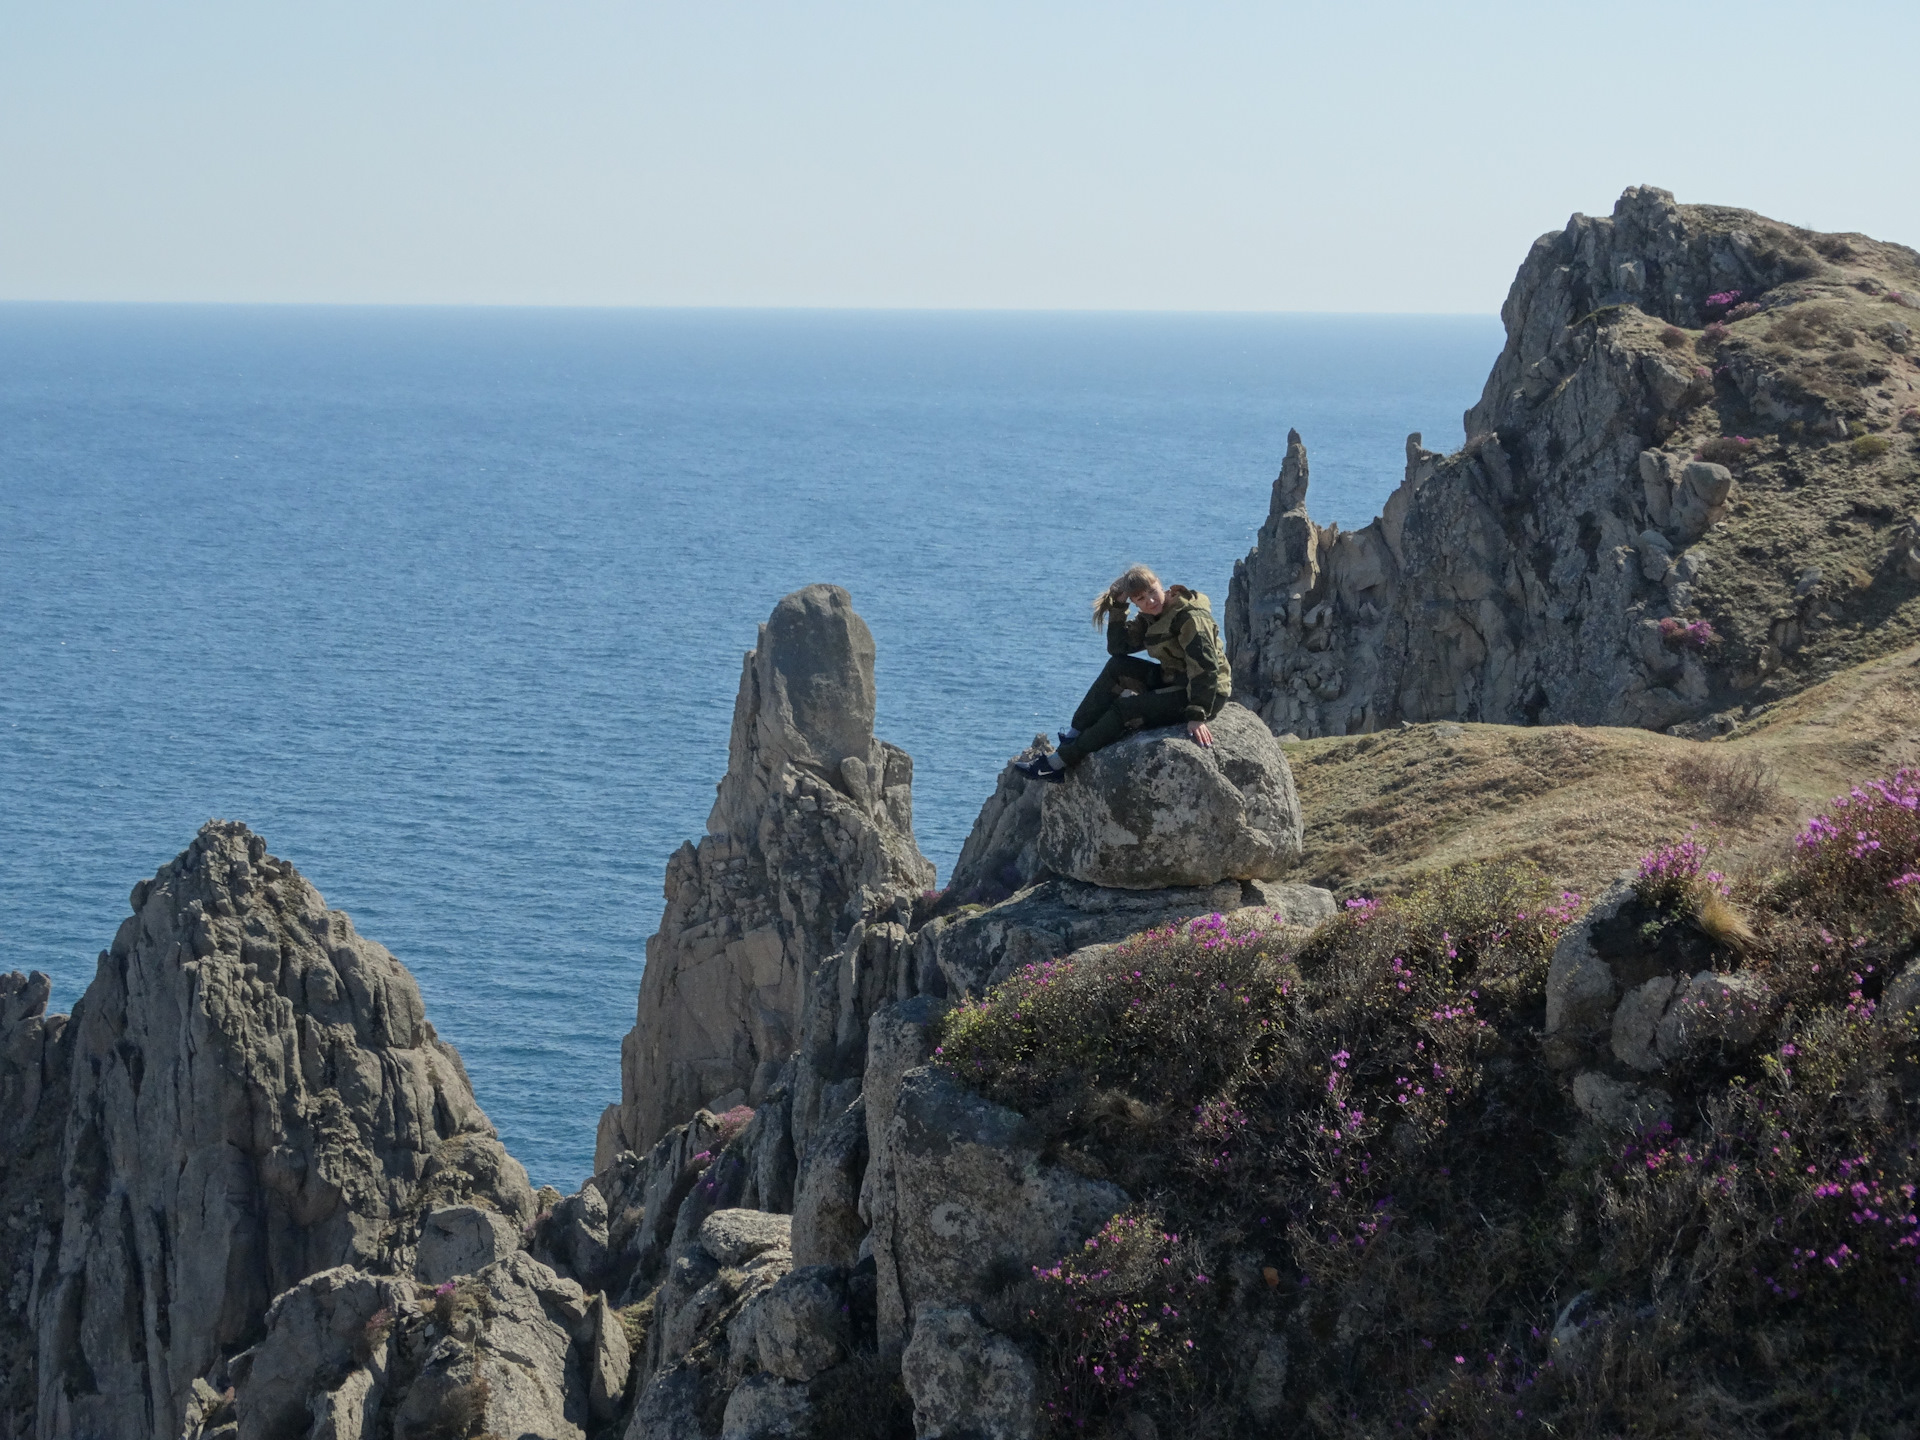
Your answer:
[1091,564,1161,628]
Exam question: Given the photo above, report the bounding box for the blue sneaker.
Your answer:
[1013,754,1066,784]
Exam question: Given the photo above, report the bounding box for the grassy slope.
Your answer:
[1281,639,1920,899]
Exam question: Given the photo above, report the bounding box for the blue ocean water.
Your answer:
[0,305,1501,1187]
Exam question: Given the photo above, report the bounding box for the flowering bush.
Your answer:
[1726,300,1763,322]
[1697,434,1756,466]
[933,913,1292,1119]
[1701,320,1730,347]
[1705,289,1744,312]
[942,812,1920,1435]
[1787,770,1920,918]
[712,1104,755,1148]
[1634,830,1728,911]
[1658,617,1719,651]
[1018,1212,1203,1429]
[949,861,1587,1436]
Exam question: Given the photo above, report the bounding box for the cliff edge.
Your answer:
[1230,185,1920,737]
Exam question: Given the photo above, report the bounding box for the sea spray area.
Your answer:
[0,306,1498,1187]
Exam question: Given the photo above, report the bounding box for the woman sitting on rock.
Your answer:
[1016,564,1232,784]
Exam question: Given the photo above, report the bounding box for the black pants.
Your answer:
[1058,656,1195,765]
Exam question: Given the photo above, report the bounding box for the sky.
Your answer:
[2,0,1916,313]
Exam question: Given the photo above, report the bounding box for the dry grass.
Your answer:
[1279,641,1920,898]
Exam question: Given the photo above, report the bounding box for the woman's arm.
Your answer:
[1105,604,1146,658]
[1174,610,1232,733]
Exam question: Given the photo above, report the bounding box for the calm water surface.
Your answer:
[0,306,1501,1186]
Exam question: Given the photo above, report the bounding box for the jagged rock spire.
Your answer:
[605,585,934,1165]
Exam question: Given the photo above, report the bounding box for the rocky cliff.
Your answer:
[1229,185,1920,738]
[1,821,532,1440]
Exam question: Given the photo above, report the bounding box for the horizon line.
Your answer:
[0,298,1501,319]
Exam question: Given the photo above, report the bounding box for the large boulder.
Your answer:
[1035,702,1303,889]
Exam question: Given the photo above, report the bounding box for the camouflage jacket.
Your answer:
[1106,586,1233,722]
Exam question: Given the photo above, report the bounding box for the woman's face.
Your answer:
[1133,582,1167,616]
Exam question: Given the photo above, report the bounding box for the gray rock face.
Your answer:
[869,1067,1127,1354]
[1035,702,1303,888]
[1570,1072,1673,1134]
[532,1183,612,1292]
[0,973,69,1440]
[1545,878,1639,1057]
[1610,969,1770,1072]
[1226,186,1851,738]
[789,1097,867,1269]
[232,1252,603,1440]
[735,1266,849,1382]
[606,585,935,1166]
[720,1372,813,1439]
[944,743,1052,905]
[1241,879,1341,928]
[901,1308,1037,1440]
[416,1205,524,1285]
[27,821,531,1440]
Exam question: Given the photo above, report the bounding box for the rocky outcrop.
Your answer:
[1035,702,1303,888]
[1229,186,1920,737]
[868,1066,1127,1355]
[1544,876,1771,1131]
[942,742,1051,906]
[17,821,532,1440]
[901,1309,1037,1440]
[220,1250,623,1440]
[605,585,935,1166]
[915,876,1264,998]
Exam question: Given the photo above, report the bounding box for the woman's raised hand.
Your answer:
[1188,720,1214,747]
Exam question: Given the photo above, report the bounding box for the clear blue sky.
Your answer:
[3,0,1914,311]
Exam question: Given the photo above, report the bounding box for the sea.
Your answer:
[0,305,1502,1188]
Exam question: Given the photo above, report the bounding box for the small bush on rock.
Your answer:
[1697,435,1757,467]
[1659,616,1719,651]
[1853,433,1893,460]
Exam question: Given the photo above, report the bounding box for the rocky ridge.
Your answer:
[1229,185,1920,739]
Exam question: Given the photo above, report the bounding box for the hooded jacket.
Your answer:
[1106,586,1233,722]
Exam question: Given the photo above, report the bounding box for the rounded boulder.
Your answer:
[1036,702,1304,889]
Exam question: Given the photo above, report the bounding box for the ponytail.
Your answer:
[1090,564,1161,628]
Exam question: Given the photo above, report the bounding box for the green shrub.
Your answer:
[1853,433,1893,460]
